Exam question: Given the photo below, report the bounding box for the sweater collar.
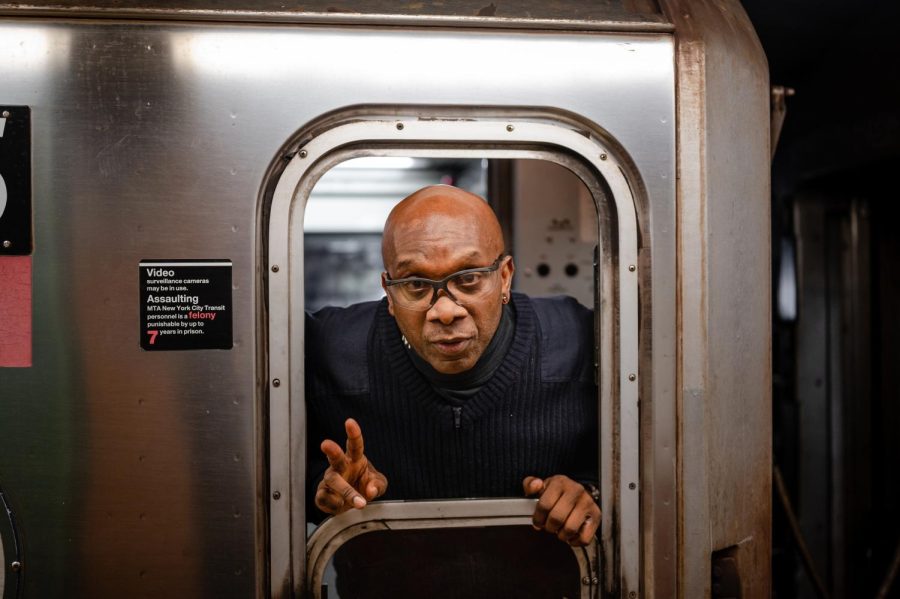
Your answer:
[404,303,516,392]
[375,293,537,415]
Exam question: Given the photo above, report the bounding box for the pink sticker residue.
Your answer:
[0,255,32,367]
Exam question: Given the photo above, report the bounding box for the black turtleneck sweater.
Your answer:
[305,293,597,510]
[405,303,515,403]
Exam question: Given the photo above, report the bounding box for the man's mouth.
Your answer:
[430,337,472,355]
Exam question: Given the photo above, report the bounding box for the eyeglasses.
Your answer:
[383,254,506,312]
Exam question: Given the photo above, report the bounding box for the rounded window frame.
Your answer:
[263,110,644,598]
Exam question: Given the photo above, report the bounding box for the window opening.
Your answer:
[323,526,581,598]
[301,154,600,598]
[265,114,642,599]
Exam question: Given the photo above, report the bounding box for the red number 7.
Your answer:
[147,330,159,345]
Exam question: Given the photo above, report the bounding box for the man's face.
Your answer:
[382,212,513,374]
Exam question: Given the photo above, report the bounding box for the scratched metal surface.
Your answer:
[0,18,675,598]
[661,1,772,597]
[0,0,669,30]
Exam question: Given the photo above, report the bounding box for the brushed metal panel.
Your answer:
[660,0,771,597]
[0,19,675,597]
[0,0,670,31]
[0,0,662,16]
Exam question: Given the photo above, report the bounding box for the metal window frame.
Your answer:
[306,498,598,599]
[266,114,641,598]
[0,2,674,31]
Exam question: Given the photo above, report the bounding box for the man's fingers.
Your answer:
[558,495,597,543]
[522,476,544,497]
[544,490,578,535]
[323,469,367,509]
[315,486,345,515]
[363,470,389,500]
[572,505,602,547]
[530,476,602,546]
[364,484,378,501]
[532,481,564,529]
[344,418,365,462]
[321,439,348,474]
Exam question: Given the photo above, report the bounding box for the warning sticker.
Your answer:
[139,259,232,351]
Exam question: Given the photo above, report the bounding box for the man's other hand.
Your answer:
[523,475,601,547]
[315,418,388,515]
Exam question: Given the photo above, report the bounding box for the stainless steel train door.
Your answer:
[1,3,772,596]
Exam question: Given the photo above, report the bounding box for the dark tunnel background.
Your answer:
[740,1,900,597]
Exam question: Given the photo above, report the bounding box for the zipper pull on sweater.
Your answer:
[452,406,462,429]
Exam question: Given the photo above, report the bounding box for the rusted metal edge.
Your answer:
[0,5,675,32]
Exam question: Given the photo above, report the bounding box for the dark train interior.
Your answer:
[741,0,900,597]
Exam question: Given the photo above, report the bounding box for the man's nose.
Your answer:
[427,293,467,325]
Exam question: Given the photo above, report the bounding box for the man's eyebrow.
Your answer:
[394,250,482,274]
[394,258,414,271]
[456,250,482,265]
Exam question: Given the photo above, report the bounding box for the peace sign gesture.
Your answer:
[314,418,389,515]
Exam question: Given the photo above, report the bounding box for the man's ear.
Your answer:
[501,255,515,297]
[381,272,395,316]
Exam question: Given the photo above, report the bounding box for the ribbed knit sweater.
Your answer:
[305,292,598,512]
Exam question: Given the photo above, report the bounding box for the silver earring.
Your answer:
[501,294,509,304]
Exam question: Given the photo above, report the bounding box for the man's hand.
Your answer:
[523,475,601,546]
[315,418,388,515]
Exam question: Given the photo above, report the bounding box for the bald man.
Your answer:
[305,185,600,548]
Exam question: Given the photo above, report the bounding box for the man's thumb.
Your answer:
[523,476,544,496]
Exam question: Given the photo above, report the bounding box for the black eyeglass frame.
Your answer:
[383,253,508,311]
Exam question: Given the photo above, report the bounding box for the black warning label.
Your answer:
[139,259,232,351]
[0,105,32,255]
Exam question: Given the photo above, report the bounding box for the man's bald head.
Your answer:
[382,185,505,269]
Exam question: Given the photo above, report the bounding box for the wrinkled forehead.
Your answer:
[384,211,500,274]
